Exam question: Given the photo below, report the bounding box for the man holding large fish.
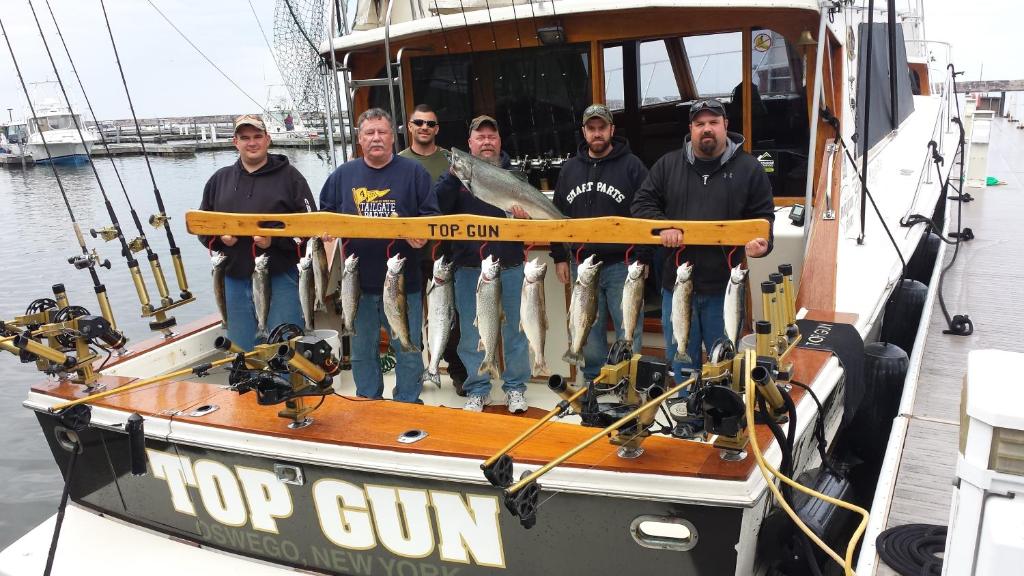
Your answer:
[320,108,440,403]
[551,104,650,378]
[631,98,774,383]
[433,115,544,413]
[197,114,316,351]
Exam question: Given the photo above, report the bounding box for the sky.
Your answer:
[0,0,1019,122]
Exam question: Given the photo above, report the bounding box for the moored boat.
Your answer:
[0,1,971,575]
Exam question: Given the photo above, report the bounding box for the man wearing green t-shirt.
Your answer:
[399,104,449,182]
[400,103,468,394]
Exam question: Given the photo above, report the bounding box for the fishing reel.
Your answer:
[148,213,169,229]
[222,326,340,429]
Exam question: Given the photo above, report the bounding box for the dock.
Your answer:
[862,117,1023,574]
[0,153,34,167]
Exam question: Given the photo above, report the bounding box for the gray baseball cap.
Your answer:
[581,103,613,125]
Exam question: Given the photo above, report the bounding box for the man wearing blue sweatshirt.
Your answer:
[320,108,440,403]
[433,115,531,414]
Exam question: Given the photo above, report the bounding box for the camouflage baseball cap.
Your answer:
[468,115,498,132]
[234,114,266,133]
[581,103,613,125]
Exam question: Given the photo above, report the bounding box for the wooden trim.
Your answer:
[663,37,690,101]
[742,27,753,151]
[773,197,804,207]
[32,347,833,481]
[186,211,771,247]
[591,40,606,104]
[908,62,930,96]
[795,137,842,312]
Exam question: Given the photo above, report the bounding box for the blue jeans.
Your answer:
[661,289,726,383]
[350,291,424,403]
[454,265,530,398]
[224,269,303,351]
[573,261,643,381]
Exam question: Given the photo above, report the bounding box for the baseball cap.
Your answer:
[234,114,266,133]
[581,103,613,125]
[468,115,498,132]
[688,98,727,122]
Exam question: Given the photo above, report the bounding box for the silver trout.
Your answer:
[211,251,228,329]
[423,256,455,387]
[252,253,271,339]
[520,258,549,376]
[310,236,330,311]
[383,254,420,353]
[475,255,503,381]
[671,262,694,364]
[449,148,565,220]
[621,261,646,348]
[563,255,601,366]
[340,254,360,337]
[298,254,315,332]
[723,263,749,347]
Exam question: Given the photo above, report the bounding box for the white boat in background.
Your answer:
[23,97,97,165]
[264,84,318,140]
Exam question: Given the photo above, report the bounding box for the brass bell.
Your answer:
[797,30,817,47]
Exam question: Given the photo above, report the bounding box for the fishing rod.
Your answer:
[99,0,193,306]
[0,14,117,329]
[31,0,176,334]
[44,0,182,322]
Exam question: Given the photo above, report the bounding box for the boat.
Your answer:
[0,1,976,574]
[22,93,97,165]
[264,84,319,140]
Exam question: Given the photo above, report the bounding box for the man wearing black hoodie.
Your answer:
[551,104,649,382]
[198,114,316,351]
[632,98,774,382]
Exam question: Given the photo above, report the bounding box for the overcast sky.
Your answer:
[0,0,1019,122]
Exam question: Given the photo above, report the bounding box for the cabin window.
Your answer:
[639,40,681,106]
[683,32,742,98]
[408,43,592,158]
[604,45,625,111]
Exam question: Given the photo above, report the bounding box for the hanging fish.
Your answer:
[563,255,601,366]
[211,251,228,329]
[671,262,694,364]
[476,255,504,380]
[298,253,316,333]
[252,253,271,340]
[423,256,455,387]
[520,258,549,376]
[621,260,646,348]
[340,254,360,337]
[723,264,749,347]
[310,236,330,311]
[383,254,419,352]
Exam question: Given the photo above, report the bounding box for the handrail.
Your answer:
[383,0,399,152]
[185,211,771,247]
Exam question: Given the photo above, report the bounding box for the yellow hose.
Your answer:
[743,349,869,576]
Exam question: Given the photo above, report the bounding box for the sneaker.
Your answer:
[463,394,491,412]
[506,390,528,414]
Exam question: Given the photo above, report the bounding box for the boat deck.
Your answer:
[871,117,1024,575]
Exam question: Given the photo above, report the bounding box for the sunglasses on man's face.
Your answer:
[410,119,439,128]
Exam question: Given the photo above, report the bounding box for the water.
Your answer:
[0,147,335,549]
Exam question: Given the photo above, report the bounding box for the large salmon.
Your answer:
[671,262,694,364]
[723,264,748,347]
[449,148,565,220]
[340,254,359,337]
[211,251,228,329]
[621,260,645,348]
[252,253,271,339]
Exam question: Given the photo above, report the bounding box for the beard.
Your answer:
[698,134,718,156]
[588,139,610,155]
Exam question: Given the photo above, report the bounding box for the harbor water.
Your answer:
[0,148,335,549]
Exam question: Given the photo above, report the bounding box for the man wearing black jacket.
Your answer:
[433,115,531,413]
[551,104,649,382]
[631,98,774,382]
[198,114,316,350]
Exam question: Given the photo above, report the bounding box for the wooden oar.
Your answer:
[185,211,769,247]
